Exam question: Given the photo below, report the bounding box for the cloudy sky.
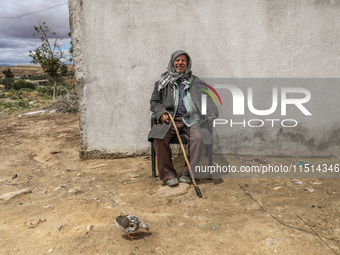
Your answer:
[0,0,71,66]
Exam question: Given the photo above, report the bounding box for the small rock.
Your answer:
[86,225,94,231]
[0,189,32,201]
[273,186,282,190]
[43,205,53,209]
[57,224,67,231]
[68,187,81,193]
[54,184,67,191]
[74,190,83,195]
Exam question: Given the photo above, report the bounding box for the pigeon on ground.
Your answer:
[115,215,149,240]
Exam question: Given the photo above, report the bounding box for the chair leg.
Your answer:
[151,142,156,178]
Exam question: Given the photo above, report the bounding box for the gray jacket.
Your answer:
[148,75,219,144]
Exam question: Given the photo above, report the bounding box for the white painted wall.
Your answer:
[69,0,340,158]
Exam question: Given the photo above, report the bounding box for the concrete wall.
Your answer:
[69,0,340,158]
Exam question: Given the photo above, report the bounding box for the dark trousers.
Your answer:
[153,117,204,181]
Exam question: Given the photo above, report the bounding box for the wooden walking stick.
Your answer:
[167,113,203,198]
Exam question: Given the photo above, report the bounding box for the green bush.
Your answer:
[0,100,30,112]
[2,78,14,90]
[0,102,13,109]
[36,86,53,95]
[11,80,36,90]
[57,85,68,96]
[17,100,29,108]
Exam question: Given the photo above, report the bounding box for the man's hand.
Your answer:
[160,113,169,123]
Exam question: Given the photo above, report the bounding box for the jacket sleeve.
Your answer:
[150,82,168,121]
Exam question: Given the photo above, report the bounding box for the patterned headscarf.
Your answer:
[158,50,192,91]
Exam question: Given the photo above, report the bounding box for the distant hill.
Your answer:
[0,65,74,78]
[0,64,13,66]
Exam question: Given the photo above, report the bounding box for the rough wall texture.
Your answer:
[69,0,340,158]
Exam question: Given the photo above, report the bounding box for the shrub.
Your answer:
[17,100,29,108]
[0,102,13,109]
[2,78,14,90]
[11,80,36,90]
[36,86,53,95]
[57,85,68,96]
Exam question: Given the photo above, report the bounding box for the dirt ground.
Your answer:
[0,109,340,255]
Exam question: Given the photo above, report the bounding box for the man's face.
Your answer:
[173,54,188,73]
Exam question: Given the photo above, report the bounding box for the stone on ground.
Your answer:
[0,189,32,201]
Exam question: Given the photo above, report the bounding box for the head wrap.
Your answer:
[158,50,192,91]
